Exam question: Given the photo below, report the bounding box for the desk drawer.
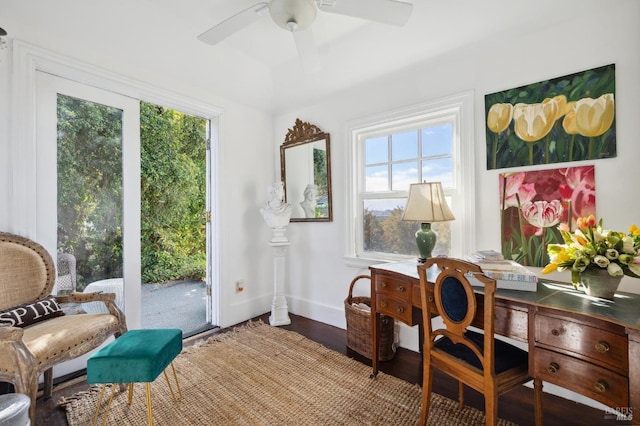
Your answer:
[375,274,411,302]
[534,347,628,408]
[535,313,628,372]
[376,296,412,324]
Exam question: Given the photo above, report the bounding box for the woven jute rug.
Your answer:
[60,321,516,425]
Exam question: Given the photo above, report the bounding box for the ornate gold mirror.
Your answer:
[280,119,332,222]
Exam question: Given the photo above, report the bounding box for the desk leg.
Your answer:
[628,328,640,425]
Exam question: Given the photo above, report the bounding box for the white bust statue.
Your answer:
[300,184,318,218]
[260,182,293,228]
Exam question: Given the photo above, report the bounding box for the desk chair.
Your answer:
[417,257,542,426]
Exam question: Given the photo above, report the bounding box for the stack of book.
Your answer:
[465,251,538,292]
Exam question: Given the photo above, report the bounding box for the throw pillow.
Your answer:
[0,296,65,328]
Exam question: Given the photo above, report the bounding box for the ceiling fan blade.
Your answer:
[198,2,270,45]
[292,29,321,73]
[317,0,413,26]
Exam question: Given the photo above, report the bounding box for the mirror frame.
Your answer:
[280,119,332,222]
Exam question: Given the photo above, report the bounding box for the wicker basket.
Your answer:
[344,274,395,361]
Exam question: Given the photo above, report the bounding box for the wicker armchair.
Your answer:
[56,252,77,293]
[0,232,127,425]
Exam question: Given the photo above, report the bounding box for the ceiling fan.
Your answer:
[197,0,413,72]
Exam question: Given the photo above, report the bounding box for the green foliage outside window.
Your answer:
[364,207,452,257]
[57,98,207,289]
[140,103,207,283]
[57,95,124,289]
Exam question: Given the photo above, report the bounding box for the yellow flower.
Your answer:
[513,98,559,143]
[487,103,514,133]
[543,216,640,281]
[562,102,578,135]
[553,95,571,118]
[575,93,615,137]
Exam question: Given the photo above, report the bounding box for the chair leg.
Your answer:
[534,378,544,426]
[458,381,464,409]
[13,368,38,426]
[43,368,54,398]
[420,365,433,426]
[485,387,498,426]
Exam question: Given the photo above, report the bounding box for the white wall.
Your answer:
[276,0,640,329]
[274,0,640,407]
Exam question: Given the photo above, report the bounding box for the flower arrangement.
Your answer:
[542,215,640,286]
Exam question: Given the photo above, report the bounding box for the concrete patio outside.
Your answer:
[141,280,210,337]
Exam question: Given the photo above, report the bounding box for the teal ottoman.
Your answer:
[87,329,183,426]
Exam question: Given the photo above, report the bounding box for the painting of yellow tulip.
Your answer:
[485,64,615,169]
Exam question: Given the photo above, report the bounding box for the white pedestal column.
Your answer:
[269,229,291,326]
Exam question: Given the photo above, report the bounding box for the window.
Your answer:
[346,93,475,265]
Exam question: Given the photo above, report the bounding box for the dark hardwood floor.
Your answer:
[36,313,626,425]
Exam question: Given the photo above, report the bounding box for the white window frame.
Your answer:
[345,92,476,267]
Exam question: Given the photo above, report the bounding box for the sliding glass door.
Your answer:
[36,72,142,343]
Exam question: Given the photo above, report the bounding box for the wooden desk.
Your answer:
[370,261,640,423]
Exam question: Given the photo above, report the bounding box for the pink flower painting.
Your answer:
[499,165,596,266]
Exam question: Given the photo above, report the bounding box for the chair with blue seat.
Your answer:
[417,257,542,426]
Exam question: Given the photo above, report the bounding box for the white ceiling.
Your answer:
[2,0,603,113]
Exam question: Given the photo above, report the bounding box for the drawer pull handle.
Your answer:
[595,341,610,353]
[551,329,561,336]
[381,301,387,308]
[594,380,608,393]
[547,362,560,374]
[381,281,388,288]
[397,307,404,314]
[396,285,404,292]
[428,296,434,303]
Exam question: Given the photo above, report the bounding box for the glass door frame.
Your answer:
[11,41,223,330]
[36,71,143,328]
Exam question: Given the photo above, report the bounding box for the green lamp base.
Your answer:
[415,222,436,263]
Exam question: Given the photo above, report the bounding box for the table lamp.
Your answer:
[401,181,455,263]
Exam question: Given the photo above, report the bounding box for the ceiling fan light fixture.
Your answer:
[286,20,298,32]
[270,0,317,32]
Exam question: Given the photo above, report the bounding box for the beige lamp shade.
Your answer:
[402,182,455,222]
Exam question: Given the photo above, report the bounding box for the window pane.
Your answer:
[422,123,453,157]
[421,158,454,188]
[365,136,388,164]
[391,162,418,191]
[362,199,452,257]
[391,130,417,161]
[57,94,123,292]
[363,198,414,255]
[365,165,389,192]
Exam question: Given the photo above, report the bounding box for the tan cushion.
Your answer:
[22,313,120,366]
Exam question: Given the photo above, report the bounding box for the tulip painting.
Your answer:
[499,166,596,266]
[486,64,616,169]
